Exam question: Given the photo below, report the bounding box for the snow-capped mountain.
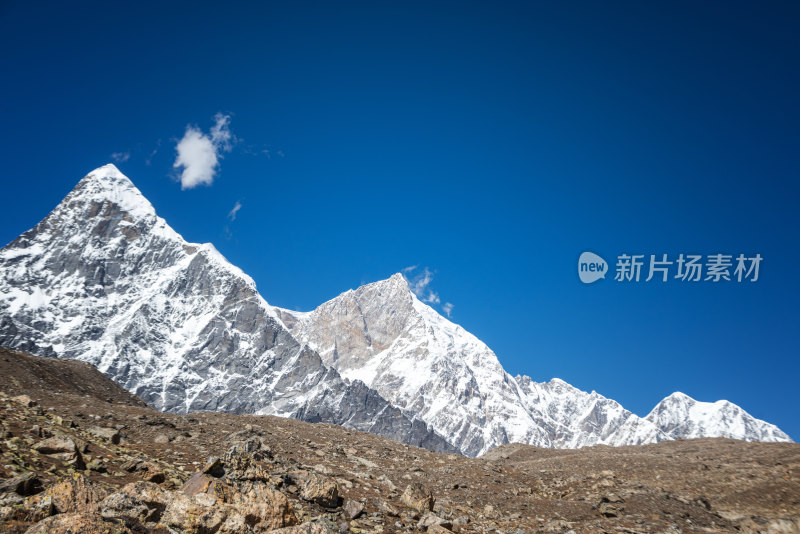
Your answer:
[278,275,793,455]
[646,392,791,442]
[277,275,667,456]
[0,164,455,453]
[0,164,791,458]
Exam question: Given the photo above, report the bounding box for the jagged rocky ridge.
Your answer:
[0,164,791,457]
[0,164,454,454]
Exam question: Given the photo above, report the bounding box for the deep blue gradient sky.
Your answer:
[1,2,798,438]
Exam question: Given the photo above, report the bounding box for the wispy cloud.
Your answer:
[145,140,161,166]
[442,302,454,318]
[228,201,242,221]
[111,151,130,163]
[402,266,444,307]
[173,113,235,189]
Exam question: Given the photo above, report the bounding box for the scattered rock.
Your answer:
[0,472,42,496]
[291,470,341,508]
[180,471,216,498]
[23,494,54,522]
[38,474,107,515]
[12,394,36,407]
[24,512,131,533]
[376,498,400,516]
[32,436,77,455]
[418,511,453,529]
[597,493,625,518]
[87,426,121,445]
[268,518,340,533]
[99,481,168,526]
[162,480,298,532]
[402,482,435,512]
[343,498,364,519]
[201,456,225,477]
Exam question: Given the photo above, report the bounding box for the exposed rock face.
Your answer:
[0,165,453,453]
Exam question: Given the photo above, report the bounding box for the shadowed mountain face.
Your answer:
[0,164,790,459]
[0,164,455,454]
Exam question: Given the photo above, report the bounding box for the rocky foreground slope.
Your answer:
[1,347,798,534]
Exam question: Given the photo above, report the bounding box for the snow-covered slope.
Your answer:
[646,392,791,442]
[0,164,454,453]
[513,376,665,449]
[278,275,792,455]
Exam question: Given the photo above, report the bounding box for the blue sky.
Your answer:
[1,1,798,439]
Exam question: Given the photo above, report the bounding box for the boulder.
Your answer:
[99,481,169,526]
[290,470,340,508]
[44,473,108,514]
[32,436,84,468]
[22,494,54,522]
[227,483,299,531]
[401,482,435,512]
[12,394,36,407]
[343,498,364,519]
[418,512,452,529]
[162,483,298,533]
[32,436,77,455]
[87,426,121,445]
[0,473,42,496]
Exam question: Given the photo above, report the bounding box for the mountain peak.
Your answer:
[663,391,693,402]
[78,163,135,189]
[69,164,156,220]
[646,392,792,442]
[354,272,413,298]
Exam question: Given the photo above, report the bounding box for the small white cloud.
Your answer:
[442,302,454,318]
[173,113,234,190]
[402,265,418,273]
[228,201,242,221]
[111,151,130,163]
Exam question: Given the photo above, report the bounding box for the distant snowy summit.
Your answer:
[0,164,792,456]
[646,392,790,442]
